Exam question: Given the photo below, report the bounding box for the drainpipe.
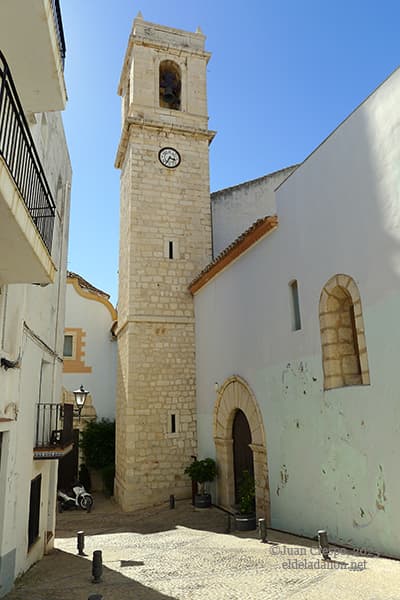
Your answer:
[51,181,71,402]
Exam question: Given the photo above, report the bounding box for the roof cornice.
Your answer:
[189,215,278,295]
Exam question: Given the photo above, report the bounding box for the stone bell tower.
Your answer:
[115,13,215,510]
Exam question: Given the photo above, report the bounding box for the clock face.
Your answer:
[159,147,181,169]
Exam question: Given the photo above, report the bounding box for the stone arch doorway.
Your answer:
[213,376,270,522]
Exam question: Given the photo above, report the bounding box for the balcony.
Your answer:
[34,403,74,460]
[0,0,67,113]
[0,51,56,284]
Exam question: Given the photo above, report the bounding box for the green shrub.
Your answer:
[238,470,255,514]
[184,458,217,494]
[79,419,115,470]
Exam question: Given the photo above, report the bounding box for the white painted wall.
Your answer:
[194,66,400,558]
[0,110,71,594]
[62,281,116,421]
[211,166,296,256]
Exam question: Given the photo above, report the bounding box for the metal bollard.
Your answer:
[225,513,232,533]
[77,530,85,556]
[318,529,330,560]
[169,494,175,509]
[92,550,103,583]
[258,518,267,543]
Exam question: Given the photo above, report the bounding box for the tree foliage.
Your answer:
[184,457,217,484]
[79,419,115,470]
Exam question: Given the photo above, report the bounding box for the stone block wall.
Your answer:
[115,17,213,512]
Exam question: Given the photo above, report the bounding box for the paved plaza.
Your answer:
[5,497,400,599]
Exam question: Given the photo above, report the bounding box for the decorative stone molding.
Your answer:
[63,328,92,374]
[4,402,18,420]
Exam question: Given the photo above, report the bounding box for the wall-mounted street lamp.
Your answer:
[73,385,89,421]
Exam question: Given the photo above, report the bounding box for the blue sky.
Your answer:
[61,1,400,305]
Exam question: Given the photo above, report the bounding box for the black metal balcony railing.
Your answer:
[0,51,56,253]
[35,403,73,450]
[51,0,66,70]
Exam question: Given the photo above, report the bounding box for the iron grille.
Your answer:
[0,51,56,253]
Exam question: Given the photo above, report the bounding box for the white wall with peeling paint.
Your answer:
[194,66,400,558]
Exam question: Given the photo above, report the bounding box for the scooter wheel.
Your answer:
[79,494,93,512]
[58,502,64,513]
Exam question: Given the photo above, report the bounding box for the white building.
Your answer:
[191,66,400,558]
[62,271,117,421]
[114,15,400,559]
[0,1,71,594]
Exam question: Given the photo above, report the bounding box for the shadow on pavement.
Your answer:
[4,548,177,600]
[56,496,228,539]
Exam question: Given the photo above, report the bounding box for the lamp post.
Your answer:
[73,385,89,421]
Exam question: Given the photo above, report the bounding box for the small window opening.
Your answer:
[63,335,73,357]
[290,280,302,331]
[171,414,176,433]
[168,241,174,260]
[159,61,181,110]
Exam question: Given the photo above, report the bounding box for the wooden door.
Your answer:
[232,409,254,503]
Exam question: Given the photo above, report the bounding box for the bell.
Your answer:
[163,86,176,104]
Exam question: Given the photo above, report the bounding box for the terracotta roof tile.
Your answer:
[67,271,110,299]
[189,215,278,294]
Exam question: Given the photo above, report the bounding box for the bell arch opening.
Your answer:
[159,60,181,110]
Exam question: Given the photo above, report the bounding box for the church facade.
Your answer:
[191,66,400,557]
[116,15,400,557]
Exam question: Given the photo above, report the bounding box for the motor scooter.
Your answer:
[58,482,93,512]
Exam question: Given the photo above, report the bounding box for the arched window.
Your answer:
[159,60,181,110]
[319,275,370,390]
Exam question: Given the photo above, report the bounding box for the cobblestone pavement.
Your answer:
[5,496,400,600]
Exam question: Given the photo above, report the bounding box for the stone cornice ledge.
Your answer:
[115,119,216,168]
[116,315,195,337]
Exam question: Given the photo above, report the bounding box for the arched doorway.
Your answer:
[232,409,254,503]
[213,376,270,522]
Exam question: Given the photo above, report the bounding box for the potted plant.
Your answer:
[235,470,257,531]
[184,457,217,508]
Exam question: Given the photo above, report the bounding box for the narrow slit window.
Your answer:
[290,280,302,331]
[171,414,176,433]
[168,241,174,260]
